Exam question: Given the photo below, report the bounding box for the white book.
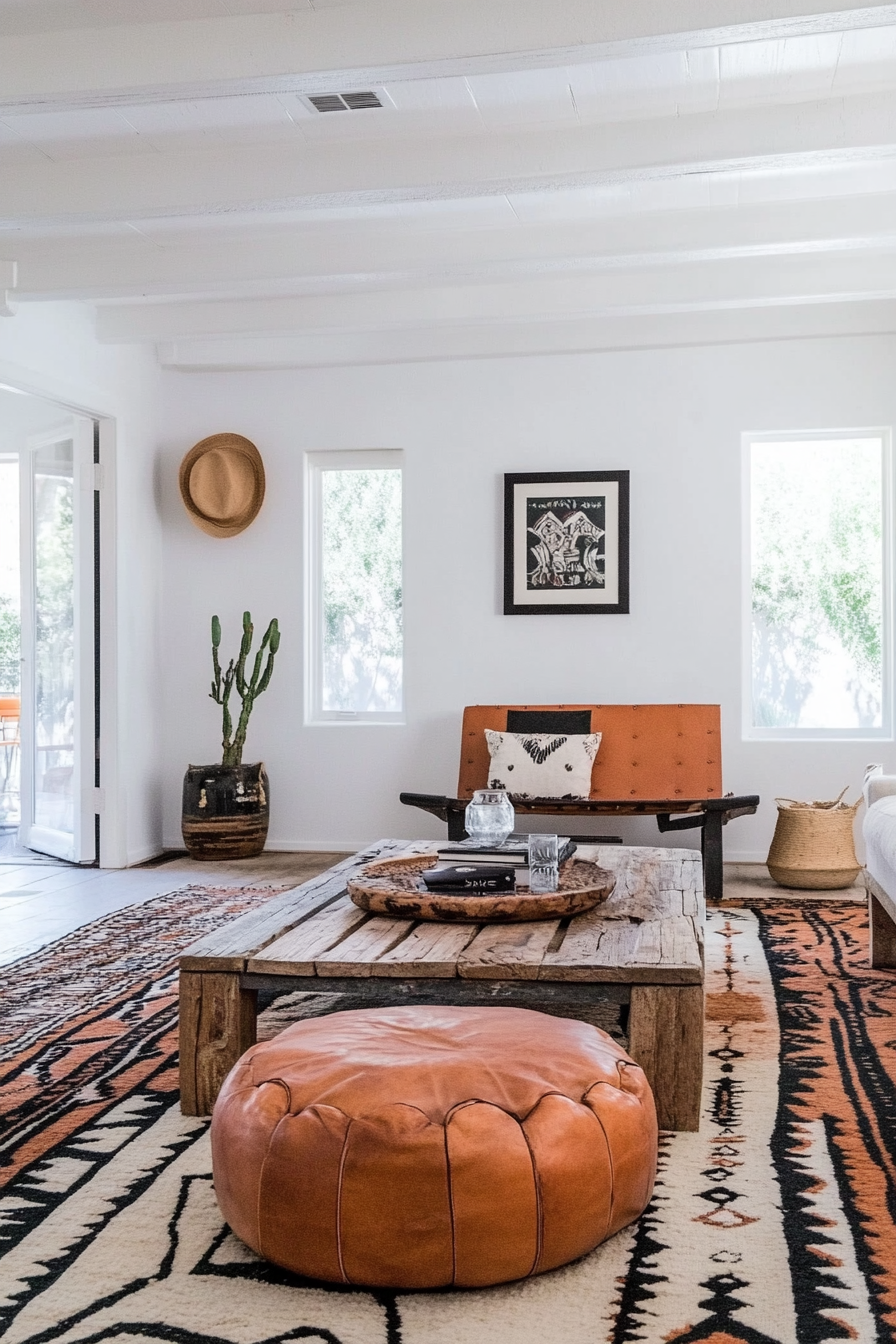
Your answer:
[437,837,575,865]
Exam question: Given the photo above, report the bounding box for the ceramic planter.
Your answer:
[182,761,269,860]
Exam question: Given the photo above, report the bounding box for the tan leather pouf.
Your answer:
[211,1005,658,1289]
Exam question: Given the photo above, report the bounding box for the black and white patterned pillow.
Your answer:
[484,730,602,800]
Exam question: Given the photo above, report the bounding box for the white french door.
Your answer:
[18,416,97,862]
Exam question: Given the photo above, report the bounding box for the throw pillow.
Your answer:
[484,730,602,800]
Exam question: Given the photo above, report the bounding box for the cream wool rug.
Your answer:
[1,889,895,1344]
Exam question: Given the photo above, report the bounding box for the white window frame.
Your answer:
[742,427,894,742]
[305,448,404,726]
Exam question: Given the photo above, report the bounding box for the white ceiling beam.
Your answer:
[95,249,896,342]
[12,194,896,301]
[156,298,896,371]
[1,1,894,114]
[3,93,896,228]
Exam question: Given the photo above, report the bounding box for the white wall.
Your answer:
[0,302,164,865]
[158,334,896,859]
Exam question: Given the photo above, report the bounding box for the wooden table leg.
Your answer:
[179,970,258,1116]
[869,889,896,968]
[628,984,704,1131]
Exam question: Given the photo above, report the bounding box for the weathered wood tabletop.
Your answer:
[179,841,705,1129]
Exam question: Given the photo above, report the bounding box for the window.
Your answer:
[306,450,403,723]
[744,431,891,738]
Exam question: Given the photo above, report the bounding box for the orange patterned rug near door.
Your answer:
[1,894,895,1343]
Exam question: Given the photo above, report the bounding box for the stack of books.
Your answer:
[436,835,577,885]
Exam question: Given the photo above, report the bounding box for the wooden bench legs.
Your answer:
[179,971,257,1117]
[700,811,724,905]
[629,984,704,1132]
[447,809,466,842]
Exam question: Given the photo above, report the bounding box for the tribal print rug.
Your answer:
[1,892,895,1343]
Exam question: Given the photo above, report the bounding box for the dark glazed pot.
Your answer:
[182,762,269,860]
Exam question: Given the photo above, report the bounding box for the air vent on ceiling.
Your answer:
[307,91,383,113]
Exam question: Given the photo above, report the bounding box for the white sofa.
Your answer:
[862,765,896,967]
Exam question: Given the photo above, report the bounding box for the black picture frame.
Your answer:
[503,470,630,615]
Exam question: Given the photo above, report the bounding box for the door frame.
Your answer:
[0,359,122,867]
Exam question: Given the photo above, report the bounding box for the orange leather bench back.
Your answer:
[457,704,722,802]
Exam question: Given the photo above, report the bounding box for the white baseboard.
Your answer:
[126,842,167,867]
[263,839,366,853]
[162,833,373,853]
[160,838,779,862]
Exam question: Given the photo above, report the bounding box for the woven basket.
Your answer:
[766,789,862,890]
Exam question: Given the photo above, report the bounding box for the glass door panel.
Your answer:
[34,437,75,838]
[19,418,96,862]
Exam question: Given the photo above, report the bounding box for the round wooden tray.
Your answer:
[347,854,616,923]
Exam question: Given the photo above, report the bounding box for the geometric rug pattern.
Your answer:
[0,884,289,1191]
[1,889,895,1343]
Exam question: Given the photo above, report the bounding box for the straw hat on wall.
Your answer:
[179,433,265,538]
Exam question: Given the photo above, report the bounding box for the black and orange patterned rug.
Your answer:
[1,889,895,1344]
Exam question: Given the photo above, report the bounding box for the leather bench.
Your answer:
[401,703,759,903]
[211,1004,658,1289]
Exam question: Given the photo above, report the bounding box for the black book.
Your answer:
[422,864,516,894]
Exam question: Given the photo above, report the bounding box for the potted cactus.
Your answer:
[182,612,281,860]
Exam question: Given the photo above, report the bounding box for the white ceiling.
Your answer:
[3,0,896,368]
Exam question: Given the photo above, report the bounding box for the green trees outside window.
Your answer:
[320,467,402,714]
[750,436,885,732]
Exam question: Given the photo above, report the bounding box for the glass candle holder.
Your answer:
[528,833,559,892]
[464,789,515,846]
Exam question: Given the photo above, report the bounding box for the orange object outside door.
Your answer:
[0,694,21,820]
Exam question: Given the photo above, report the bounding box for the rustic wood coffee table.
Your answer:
[179,841,705,1130]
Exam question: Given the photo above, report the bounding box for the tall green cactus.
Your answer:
[209,611,280,766]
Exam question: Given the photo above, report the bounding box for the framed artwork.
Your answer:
[503,470,630,615]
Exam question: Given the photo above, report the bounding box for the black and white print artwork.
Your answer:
[526,494,606,590]
[504,470,629,615]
